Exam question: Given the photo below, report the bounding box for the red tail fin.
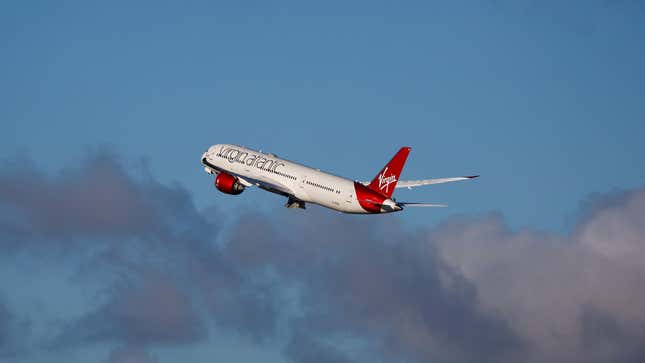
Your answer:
[367,146,411,198]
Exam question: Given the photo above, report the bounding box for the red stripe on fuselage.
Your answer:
[353,182,386,213]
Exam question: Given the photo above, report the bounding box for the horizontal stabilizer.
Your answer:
[397,202,447,207]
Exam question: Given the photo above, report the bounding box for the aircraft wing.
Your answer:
[232,174,296,197]
[230,173,296,198]
[396,175,479,189]
[203,162,295,196]
[255,179,297,197]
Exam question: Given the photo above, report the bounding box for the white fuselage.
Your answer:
[202,144,372,213]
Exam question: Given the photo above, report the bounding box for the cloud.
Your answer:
[0,298,30,358]
[0,301,10,349]
[432,187,645,362]
[106,345,157,363]
[0,151,215,250]
[59,273,206,347]
[285,332,353,363]
[0,153,155,242]
[1,151,217,355]
[226,212,521,362]
[2,152,645,363]
[579,306,645,363]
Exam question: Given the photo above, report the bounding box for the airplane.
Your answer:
[201,144,478,214]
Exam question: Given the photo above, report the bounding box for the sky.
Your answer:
[1,1,644,363]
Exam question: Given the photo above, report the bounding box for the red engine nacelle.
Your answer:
[214,172,245,195]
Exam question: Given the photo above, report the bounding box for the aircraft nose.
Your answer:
[206,145,222,157]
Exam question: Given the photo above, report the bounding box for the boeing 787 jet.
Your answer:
[201,144,478,214]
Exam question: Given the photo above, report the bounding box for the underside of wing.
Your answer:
[203,161,295,196]
[396,175,479,189]
[256,180,296,197]
[236,174,295,197]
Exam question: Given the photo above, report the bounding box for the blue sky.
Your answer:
[2,2,645,363]
[2,1,644,231]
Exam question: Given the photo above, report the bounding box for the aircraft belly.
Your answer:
[343,199,368,213]
[293,189,310,202]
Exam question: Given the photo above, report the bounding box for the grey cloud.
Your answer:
[227,212,521,363]
[0,153,155,241]
[286,332,353,363]
[0,301,9,349]
[0,151,215,249]
[0,150,222,353]
[433,187,645,363]
[106,345,157,363]
[60,273,206,346]
[580,306,645,363]
[207,281,279,342]
[224,186,645,362]
[0,299,30,358]
[3,152,645,363]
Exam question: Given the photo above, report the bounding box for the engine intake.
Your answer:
[215,172,245,195]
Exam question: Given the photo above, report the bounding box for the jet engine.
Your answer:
[214,172,245,195]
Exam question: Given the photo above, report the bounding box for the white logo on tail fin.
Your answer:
[378,167,397,193]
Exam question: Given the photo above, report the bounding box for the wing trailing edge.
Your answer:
[396,175,479,189]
